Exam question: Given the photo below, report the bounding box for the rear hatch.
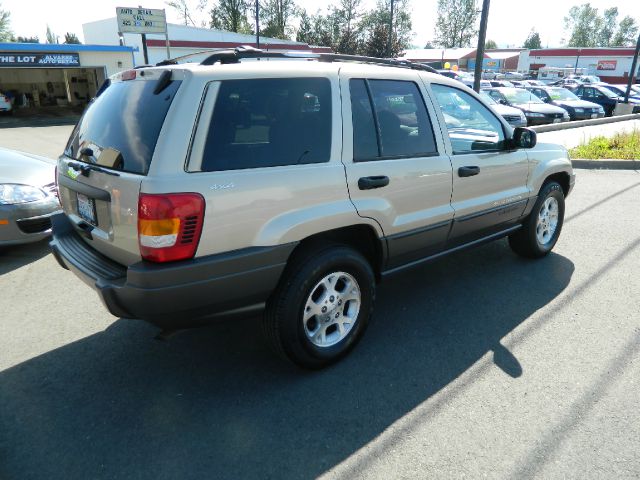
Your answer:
[57,68,182,266]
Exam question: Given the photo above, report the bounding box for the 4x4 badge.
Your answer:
[210,183,235,191]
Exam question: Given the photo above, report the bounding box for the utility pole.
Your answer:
[472,0,490,92]
[256,0,260,49]
[387,0,395,58]
[624,32,640,103]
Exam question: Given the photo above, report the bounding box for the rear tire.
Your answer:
[509,181,565,258]
[263,244,375,369]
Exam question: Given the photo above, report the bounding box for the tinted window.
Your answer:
[432,84,505,154]
[349,79,437,161]
[350,79,379,161]
[66,78,181,175]
[201,78,331,171]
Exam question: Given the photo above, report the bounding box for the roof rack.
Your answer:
[155,45,437,73]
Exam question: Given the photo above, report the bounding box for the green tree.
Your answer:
[166,0,207,26]
[0,4,11,42]
[424,40,437,48]
[15,35,39,43]
[523,29,541,49]
[484,39,497,49]
[64,32,81,44]
[260,0,297,40]
[210,0,253,33]
[296,9,314,43]
[359,0,413,57]
[434,0,479,48]
[45,24,58,44]
[597,7,618,47]
[362,23,390,57]
[612,16,639,46]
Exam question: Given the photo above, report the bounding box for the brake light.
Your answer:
[138,193,205,262]
[121,70,136,81]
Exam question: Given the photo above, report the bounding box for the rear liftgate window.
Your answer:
[201,77,332,171]
[65,76,182,175]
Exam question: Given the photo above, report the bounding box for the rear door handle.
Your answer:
[458,166,480,177]
[358,176,390,190]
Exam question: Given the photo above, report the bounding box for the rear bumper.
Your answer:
[49,214,295,329]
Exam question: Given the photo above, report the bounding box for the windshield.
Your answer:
[502,89,544,104]
[599,87,619,98]
[602,85,624,96]
[480,92,497,105]
[548,88,580,101]
[65,77,181,175]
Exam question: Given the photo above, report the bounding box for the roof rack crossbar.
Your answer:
[155,45,438,74]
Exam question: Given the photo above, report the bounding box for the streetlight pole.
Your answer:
[387,0,395,58]
[473,0,490,92]
[624,32,640,103]
[256,0,260,49]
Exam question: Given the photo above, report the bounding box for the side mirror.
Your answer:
[512,127,537,149]
[499,99,507,105]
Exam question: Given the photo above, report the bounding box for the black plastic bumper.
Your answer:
[49,214,295,328]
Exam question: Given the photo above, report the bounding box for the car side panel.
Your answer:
[152,74,382,257]
[338,67,455,269]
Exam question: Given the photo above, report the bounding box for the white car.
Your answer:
[0,92,13,114]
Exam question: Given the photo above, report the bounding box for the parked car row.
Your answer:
[434,68,629,125]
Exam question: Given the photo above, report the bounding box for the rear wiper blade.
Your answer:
[68,161,120,177]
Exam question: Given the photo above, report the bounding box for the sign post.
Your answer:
[116,6,170,63]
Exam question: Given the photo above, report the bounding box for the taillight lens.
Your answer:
[138,193,205,262]
[121,70,137,81]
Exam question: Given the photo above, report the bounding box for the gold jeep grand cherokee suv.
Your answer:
[50,48,575,368]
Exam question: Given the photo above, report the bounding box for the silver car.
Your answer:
[0,148,60,245]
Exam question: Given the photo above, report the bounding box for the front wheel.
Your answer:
[263,245,375,369]
[509,181,565,258]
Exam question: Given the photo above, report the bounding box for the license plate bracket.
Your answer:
[77,193,97,225]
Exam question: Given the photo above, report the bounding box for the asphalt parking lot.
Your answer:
[1,126,639,479]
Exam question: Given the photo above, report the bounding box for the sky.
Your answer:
[1,0,638,48]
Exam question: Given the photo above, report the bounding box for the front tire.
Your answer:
[509,181,565,258]
[263,245,375,369]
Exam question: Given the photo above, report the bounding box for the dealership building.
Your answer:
[518,48,640,83]
[0,43,135,110]
[402,48,522,71]
[83,18,331,66]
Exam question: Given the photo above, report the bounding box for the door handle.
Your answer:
[358,176,390,190]
[458,166,480,177]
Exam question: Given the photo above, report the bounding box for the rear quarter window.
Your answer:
[199,77,332,171]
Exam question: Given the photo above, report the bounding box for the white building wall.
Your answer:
[78,51,134,77]
[519,52,634,78]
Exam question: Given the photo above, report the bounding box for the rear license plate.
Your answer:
[77,193,97,225]
[553,118,561,123]
[591,113,598,118]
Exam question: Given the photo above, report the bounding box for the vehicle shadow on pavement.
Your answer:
[0,240,574,480]
[0,240,51,276]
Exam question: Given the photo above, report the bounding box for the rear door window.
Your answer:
[199,78,332,171]
[349,79,437,161]
[65,77,181,175]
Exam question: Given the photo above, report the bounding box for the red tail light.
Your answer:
[121,70,137,81]
[138,193,205,263]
